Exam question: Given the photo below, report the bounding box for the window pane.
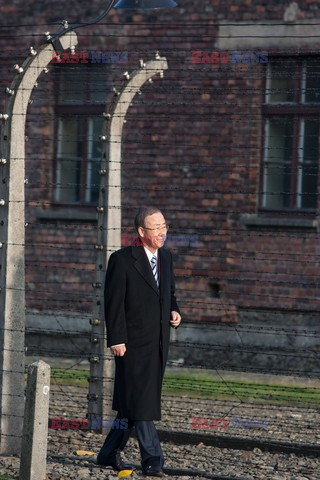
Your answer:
[267,60,295,103]
[88,64,109,104]
[297,118,319,209]
[303,59,320,104]
[57,159,81,202]
[58,118,82,156]
[56,118,83,202]
[263,118,293,208]
[58,65,86,104]
[55,64,108,204]
[86,117,104,203]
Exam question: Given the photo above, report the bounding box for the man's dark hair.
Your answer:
[134,206,163,232]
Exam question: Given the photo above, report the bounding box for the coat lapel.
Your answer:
[131,244,160,295]
[159,247,169,299]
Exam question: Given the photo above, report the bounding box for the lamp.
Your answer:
[50,0,177,50]
[114,0,177,8]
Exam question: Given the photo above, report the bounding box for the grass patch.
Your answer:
[51,368,88,387]
[49,368,320,407]
[162,373,320,407]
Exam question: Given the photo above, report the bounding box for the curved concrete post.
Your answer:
[106,57,168,255]
[0,32,77,454]
[88,56,168,430]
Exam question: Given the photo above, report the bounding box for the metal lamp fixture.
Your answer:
[50,0,177,49]
[114,0,177,8]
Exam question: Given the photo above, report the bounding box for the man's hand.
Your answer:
[170,311,181,329]
[111,345,126,357]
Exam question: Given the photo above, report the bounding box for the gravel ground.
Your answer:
[0,384,319,480]
[1,437,319,480]
[49,384,320,445]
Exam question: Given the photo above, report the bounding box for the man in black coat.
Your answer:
[97,206,181,477]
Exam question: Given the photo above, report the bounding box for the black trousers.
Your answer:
[97,413,164,469]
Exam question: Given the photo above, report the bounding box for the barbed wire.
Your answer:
[4,31,320,38]
[1,21,320,470]
[0,22,320,28]
[3,319,320,336]
[10,270,320,286]
[5,155,320,166]
[2,365,319,404]
[4,187,320,198]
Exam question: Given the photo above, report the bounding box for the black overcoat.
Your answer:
[104,239,180,421]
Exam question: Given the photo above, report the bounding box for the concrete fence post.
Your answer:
[19,360,51,480]
[0,31,77,454]
[88,54,169,433]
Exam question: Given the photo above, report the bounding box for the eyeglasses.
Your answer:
[142,224,169,233]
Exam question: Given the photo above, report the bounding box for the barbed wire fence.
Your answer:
[0,16,320,479]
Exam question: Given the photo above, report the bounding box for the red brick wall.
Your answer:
[1,1,320,324]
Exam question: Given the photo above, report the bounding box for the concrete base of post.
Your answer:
[19,360,51,480]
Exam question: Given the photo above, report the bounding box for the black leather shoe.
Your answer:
[143,465,164,477]
[97,454,134,472]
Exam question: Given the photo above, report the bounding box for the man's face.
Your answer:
[138,212,167,249]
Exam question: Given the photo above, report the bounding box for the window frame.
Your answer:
[260,55,320,215]
[52,63,107,206]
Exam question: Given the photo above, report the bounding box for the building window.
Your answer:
[262,57,320,211]
[54,63,108,204]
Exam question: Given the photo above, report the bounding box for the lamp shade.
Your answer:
[114,0,177,9]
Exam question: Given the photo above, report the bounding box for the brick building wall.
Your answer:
[1,1,320,371]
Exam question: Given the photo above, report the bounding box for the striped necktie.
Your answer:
[150,254,159,288]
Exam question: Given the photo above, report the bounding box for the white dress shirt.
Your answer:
[143,246,158,264]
